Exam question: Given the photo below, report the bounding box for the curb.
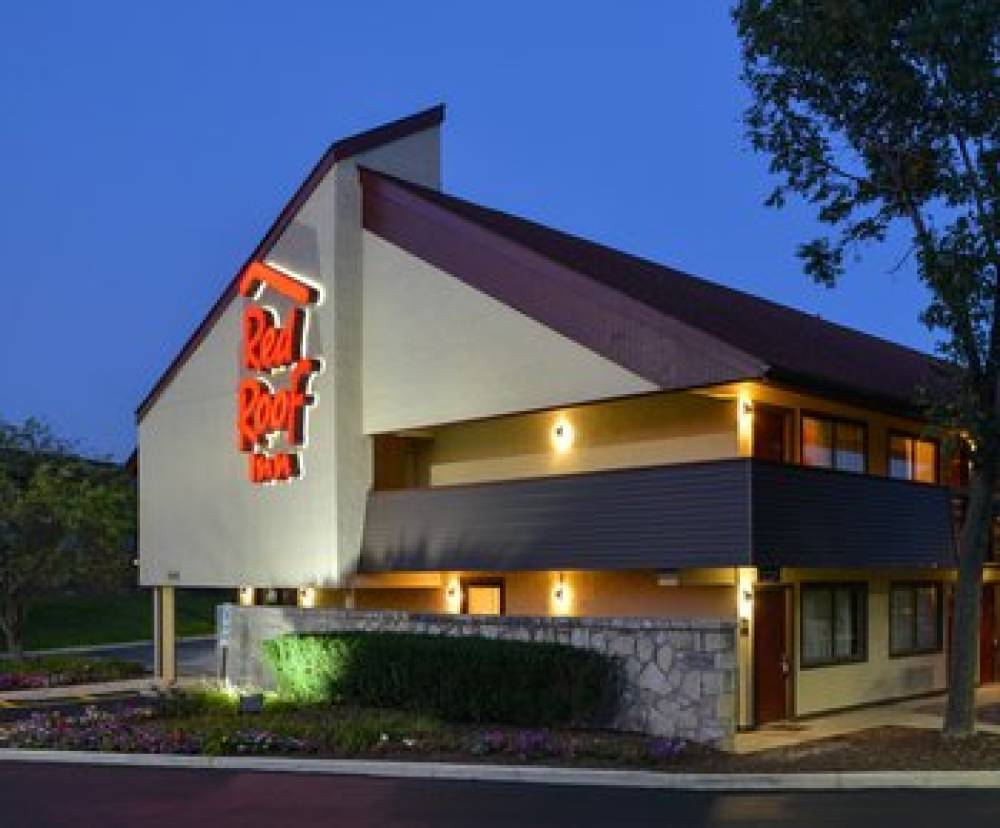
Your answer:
[1,750,999,790]
[0,636,216,659]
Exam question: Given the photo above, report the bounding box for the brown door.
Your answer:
[754,587,791,724]
[753,405,791,463]
[982,586,997,684]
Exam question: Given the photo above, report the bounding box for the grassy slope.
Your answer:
[21,589,231,651]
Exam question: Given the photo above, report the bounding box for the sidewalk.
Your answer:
[735,685,1000,753]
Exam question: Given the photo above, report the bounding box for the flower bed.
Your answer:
[0,688,697,768]
[7,690,1000,772]
[0,656,147,691]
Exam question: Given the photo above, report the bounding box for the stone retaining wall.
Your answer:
[217,606,737,748]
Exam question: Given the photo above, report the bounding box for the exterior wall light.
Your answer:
[445,578,462,614]
[551,573,571,615]
[551,417,575,453]
[298,587,317,609]
[238,586,255,607]
[737,567,756,622]
[737,387,755,457]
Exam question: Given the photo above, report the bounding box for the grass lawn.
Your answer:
[19,589,231,652]
[0,656,147,689]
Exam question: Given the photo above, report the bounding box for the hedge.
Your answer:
[261,632,617,727]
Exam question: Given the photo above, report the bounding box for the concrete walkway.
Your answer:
[735,686,1000,753]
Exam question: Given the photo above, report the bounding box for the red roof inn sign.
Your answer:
[236,262,323,484]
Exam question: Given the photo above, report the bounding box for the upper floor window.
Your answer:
[801,414,867,473]
[888,433,938,484]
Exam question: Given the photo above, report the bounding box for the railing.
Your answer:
[360,458,956,573]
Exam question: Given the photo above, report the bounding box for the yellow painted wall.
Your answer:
[719,381,944,478]
[783,569,952,716]
[385,379,947,490]
[328,570,737,620]
[425,392,738,486]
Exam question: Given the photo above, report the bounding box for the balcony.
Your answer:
[359,458,956,573]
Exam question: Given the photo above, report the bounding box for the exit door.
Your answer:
[753,587,792,724]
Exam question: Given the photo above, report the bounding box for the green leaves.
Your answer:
[0,418,135,653]
[263,632,618,728]
[734,0,1000,446]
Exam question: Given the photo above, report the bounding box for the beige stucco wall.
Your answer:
[784,569,951,716]
[361,232,657,435]
[139,126,441,589]
[424,392,737,486]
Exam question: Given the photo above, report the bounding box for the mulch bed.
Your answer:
[720,727,1000,773]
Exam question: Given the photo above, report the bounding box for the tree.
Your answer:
[0,419,135,655]
[732,0,1000,736]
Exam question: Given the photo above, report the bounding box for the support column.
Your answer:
[736,567,757,729]
[153,586,176,685]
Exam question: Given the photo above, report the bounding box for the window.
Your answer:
[890,583,942,656]
[461,579,505,615]
[888,433,939,484]
[801,583,867,667]
[802,415,867,473]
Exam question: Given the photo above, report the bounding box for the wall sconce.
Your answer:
[238,586,255,607]
[445,578,462,614]
[742,399,754,416]
[298,587,317,609]
[552,573,571,615]
[551,417,575,453]
[737,567,756,622]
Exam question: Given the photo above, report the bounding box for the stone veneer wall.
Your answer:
[217,606,738,748]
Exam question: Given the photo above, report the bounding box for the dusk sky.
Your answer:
[1,2,935,460]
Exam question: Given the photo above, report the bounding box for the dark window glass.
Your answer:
[801,584,867,667]
[890,583,942,656]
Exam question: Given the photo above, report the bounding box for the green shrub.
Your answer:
[262,632,617,727]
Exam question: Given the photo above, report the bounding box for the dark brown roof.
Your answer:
[361,169,948,414]
[136,105,445,422]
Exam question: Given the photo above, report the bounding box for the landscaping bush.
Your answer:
[262,632,617,727]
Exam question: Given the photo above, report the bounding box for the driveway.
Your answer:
[89,637,218,678]
[1,763,1000,827]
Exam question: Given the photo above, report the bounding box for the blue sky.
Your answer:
[0,2,935,460]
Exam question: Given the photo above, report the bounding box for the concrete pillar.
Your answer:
[153,586,176,684]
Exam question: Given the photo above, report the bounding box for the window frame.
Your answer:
[888,581,944,658]
[799,582,869,669]
[799,411,869,474]
[886,430,940,485]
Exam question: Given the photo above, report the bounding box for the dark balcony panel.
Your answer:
[751,462,956,569]
[360,460,753,573]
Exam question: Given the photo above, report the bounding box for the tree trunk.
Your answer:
[944,465,995,737]
[0,599,25,658]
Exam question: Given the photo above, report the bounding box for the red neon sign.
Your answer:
[236,262,321,484]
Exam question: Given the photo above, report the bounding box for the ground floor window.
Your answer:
[889,583,942,656]
[800,583,867,667]
[462,579,505,615]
